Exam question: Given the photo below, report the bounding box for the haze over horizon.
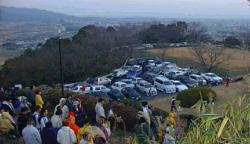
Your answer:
[1,0,250,19]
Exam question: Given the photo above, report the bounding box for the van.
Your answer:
[154,76,176,94]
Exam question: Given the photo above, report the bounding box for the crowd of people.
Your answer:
[0,86,181,144]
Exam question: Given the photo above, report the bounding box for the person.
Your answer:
[162,126,175,144]
[72,101,85,127]
[0,112,15,135]
[19,96,31,111]
[68,112,79,136]
[135,117,154,142]
[166,112,176,128]
[38,108,49,131]
[2,97,15,117]
[65,94,74,112]
[35,89,44,108]
[171,97,177,112]
[33,105,42,130]
[51,107,63,128]
[27,85,35,111]
[57,119,77,144]
[77,120,94,144]
[17,107,30,135]
[61,99,69,120]
[54,98,66,114]
[41,121,59,144]
[96,116,111,141]
[95,98,105,122]
[22,116,42,144]
[138,101,151,125]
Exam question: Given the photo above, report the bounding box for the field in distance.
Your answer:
[0,48,20,66]
[149,47,250,71]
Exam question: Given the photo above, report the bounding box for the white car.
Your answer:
[94,77,111,85]
[121,79,135,88]
[113,69,128,78]
[154,76,176,94]
[136,80,157,96]
[131,77,143,84]
[70,84,92,94]
[201,73,223,85]
[90,85,110,93]
[111,82,127,91]
[189,74,207,86]
[171,80,188,92]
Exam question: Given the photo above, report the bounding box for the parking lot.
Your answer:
[66,57,225,102]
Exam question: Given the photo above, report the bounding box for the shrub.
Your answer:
[176,87,216,108]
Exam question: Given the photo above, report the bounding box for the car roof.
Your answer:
[114,82,127,85]
[155,76,169,81]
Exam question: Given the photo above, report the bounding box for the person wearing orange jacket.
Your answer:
[68,112,79,136]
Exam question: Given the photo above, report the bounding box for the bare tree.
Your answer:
[191,44,232,72]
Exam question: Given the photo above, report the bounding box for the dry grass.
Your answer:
[149,47,250,71]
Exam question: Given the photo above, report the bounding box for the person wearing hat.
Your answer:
[22,116,42,144]
[51,107,63,128]
[72,100,85,127]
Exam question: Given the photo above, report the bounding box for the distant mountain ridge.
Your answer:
[0,5,83,23]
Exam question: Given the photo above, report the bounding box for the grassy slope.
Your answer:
[149,47,250,75]
[0,48,20,65]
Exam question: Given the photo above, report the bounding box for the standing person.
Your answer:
[2,97,15,117]
[0,112,15,135]
[54,98,66,114]
[51,107,63,128]
[27,85,35,111]
[57,119,77,144]
[22,116,42,144]
[171,97,177,112]
[96,116,111,141]
[38,108,49,131]
[62,100,69,120]
[95,98,105,123]
[166,112,176,128]
[72,101,85,127]
[17,107,30,135]
[68,112,79,136]
[35,89,44,108]
[138,101,151,125]
[41,121,59,144]
[162,127,175,144]
[32,105,42,130]
[65,94,73,112]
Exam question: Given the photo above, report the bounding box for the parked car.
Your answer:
[189,74,207,86]
[108,89,126,101]
[90,85,110,93]
[201,73,223,85]
[131,77,143,84]
[92,91,109,98]
[111,82,127,91]
[171,80,188,92]
[164,70,185,80]
[176,75,198,88]
[136,80,157,96]
[94,77,111,85]
[121,79,135,88]
[154,76,176,94]
[70,84,92,94]
[121,87,141,100]
[113,69,128,78]
[142,72,158,84]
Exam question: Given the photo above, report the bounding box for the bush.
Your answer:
[176,87,216,108]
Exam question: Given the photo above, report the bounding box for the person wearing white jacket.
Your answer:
[51,107,63,128]
[22,117,42,144]
[57,119,76,144]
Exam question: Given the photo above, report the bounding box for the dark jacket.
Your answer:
[17,113,29,135]
[41,127,59,144]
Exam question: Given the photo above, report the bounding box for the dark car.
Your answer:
[107,89,126,101]
[121,87,141,100]
[142,72,158,84]
[176,75,198,88]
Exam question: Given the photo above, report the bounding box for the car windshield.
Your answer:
[121,84,126,87]
[124,80,132,84]
[164,81,173,85]
[174,82,182,85]
[207,74,216,77]
[145,84,152,88]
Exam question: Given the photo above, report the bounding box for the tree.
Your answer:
[223,36,242,48]
[191,44,232,72]
[186,22,211,43]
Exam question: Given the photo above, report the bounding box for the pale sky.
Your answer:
[1,0,250,18]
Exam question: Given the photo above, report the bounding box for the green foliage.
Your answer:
[223,36,242,48]
[177,87,216,108]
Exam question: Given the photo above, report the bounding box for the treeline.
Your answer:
[0,21,208,87]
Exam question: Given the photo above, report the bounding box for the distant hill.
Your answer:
[0,6,82,23]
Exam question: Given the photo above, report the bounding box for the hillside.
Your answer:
[0,6,82,23]
[149,47,250,71]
